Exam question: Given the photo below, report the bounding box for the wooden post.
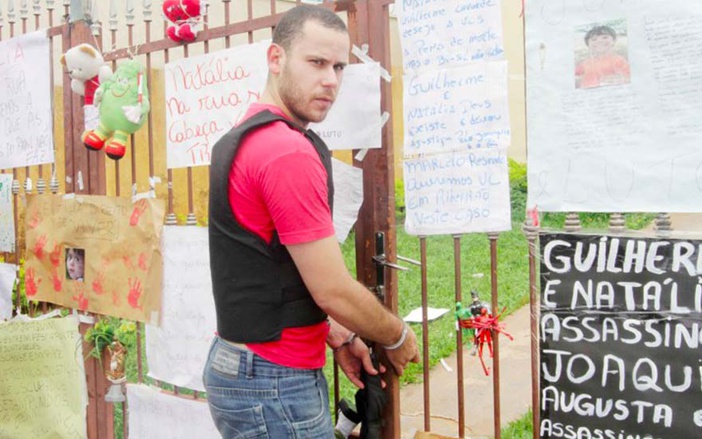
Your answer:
[62,11,111,439]
[341,0,400,437]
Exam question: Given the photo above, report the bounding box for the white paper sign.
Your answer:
[403,61,511,156]
[0,263,16,321]
[331,159,364,243]
[404,148,511,235]
[0,31,55,168]
[403,306,450,323]
[165,41,269,169]
[526,1,702,212]
[0,317,87,439]
[146,226,215,392]
[396,0,505,72]
[127,384,219,439]
[310,62,382,150]
[0,174,14,252]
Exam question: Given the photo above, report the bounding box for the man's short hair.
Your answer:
[584,25,617,45]
[273,4,347,51]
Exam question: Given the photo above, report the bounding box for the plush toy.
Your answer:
[163,0,203,43]
[82,60,150,161]
[60,44,113,130]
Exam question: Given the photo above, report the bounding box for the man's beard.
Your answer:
[279,67,332,125]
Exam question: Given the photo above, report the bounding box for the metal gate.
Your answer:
[0,1,560,438]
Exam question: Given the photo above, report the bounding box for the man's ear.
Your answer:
[267,43,284,75]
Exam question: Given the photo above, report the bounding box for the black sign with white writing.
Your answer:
[539,233,702,439]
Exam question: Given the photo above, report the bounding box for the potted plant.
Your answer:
[84,318,136,402]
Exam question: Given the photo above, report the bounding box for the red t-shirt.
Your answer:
[575,54,630,89]
[228,103,335,369]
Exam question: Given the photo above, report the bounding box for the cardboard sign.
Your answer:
[539,233,702,438]
[24,195,165,324]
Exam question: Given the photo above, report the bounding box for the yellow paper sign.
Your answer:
[0,317,87,438]
[25,194,166,323]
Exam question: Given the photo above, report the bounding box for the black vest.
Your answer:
[208,110,334,343]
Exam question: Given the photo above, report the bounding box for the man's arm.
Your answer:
[287,235,420,375]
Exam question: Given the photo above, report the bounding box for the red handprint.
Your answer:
[72,287,88,311]
[25,267,42,297]
[138,253,148,271]
[92,266,106,295]
[51,267,62,292]
[32,235,47,260]
[49,244,62,268]
[129,199,148,226]
[28,209,40,229]
[127,277,143,310]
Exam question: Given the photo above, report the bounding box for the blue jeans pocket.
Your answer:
[208,403,269,439]
[281,372,334,438]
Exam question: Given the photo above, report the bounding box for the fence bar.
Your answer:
[452,235,465,438]
[12,173,19,310]
[523,218,540,439]
[564,212,581,232]
[609,212,625,233]
[419,236,430,431]
[488,232,501,438]
[163,36,176,226]
[9,20,19,313]
[223,0,231,48]
[109,25,120,197]
[144,4,155,182]
[103,13,281,61]
[247,0,253,43]
[654,212,672,236]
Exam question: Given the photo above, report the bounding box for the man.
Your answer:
[204,4,420,438]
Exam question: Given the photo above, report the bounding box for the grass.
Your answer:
[501,409,534,439]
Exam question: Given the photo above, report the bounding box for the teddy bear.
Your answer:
[60,44,113,130]
[81,60,150,161]
[163,0,203,43]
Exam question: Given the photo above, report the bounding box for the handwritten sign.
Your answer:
[127,384,219,439]
[0,317,87,438]
[539,233,702,438]
[526,1,702,212]
[404,148,511,235]
[0,31,55,169]
[165,41,269,169]
[331,159,364,242]
[24,195,165,323]
[310,62,382,150]
[403,61,510,155]
[0,263,16,321]
[396,0,504,72]
[146,226,215,392]
[0,174,14,252]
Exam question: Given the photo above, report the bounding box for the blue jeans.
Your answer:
[202,337,335,438]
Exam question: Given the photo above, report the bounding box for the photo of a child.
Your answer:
[574,21,630,89]
[65,248,85,281]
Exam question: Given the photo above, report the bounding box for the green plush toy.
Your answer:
[82,59,150,160]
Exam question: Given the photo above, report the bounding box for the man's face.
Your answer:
[276,20,350,127]
[587,33,615,56]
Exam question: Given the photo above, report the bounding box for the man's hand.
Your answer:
[333,338,386,389]
[384,326,420,376]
